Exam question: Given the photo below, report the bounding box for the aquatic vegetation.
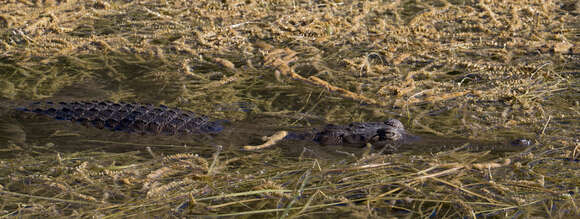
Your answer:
[0,0,578,217]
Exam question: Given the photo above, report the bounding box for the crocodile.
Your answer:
[17,101,412,149]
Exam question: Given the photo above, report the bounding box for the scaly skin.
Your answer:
[18,101,413,150]
[18,101,223,135]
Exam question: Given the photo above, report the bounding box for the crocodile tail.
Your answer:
[18,101,223,135]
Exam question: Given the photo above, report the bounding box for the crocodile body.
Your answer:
[18,101,411,148]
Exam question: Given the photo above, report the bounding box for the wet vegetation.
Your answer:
[0,0,578,217]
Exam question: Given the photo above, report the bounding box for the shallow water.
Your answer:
[0,99,531,162]
[0,1,577,217]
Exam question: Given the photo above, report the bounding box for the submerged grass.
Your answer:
[1,142,578,218]
[0,0,578,217]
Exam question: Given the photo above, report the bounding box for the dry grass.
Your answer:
[0,0,578,217]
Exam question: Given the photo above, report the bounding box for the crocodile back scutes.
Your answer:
[19,101,223,135]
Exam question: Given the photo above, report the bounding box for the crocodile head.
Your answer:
[313,119,412,147]
[377,119,405,140]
